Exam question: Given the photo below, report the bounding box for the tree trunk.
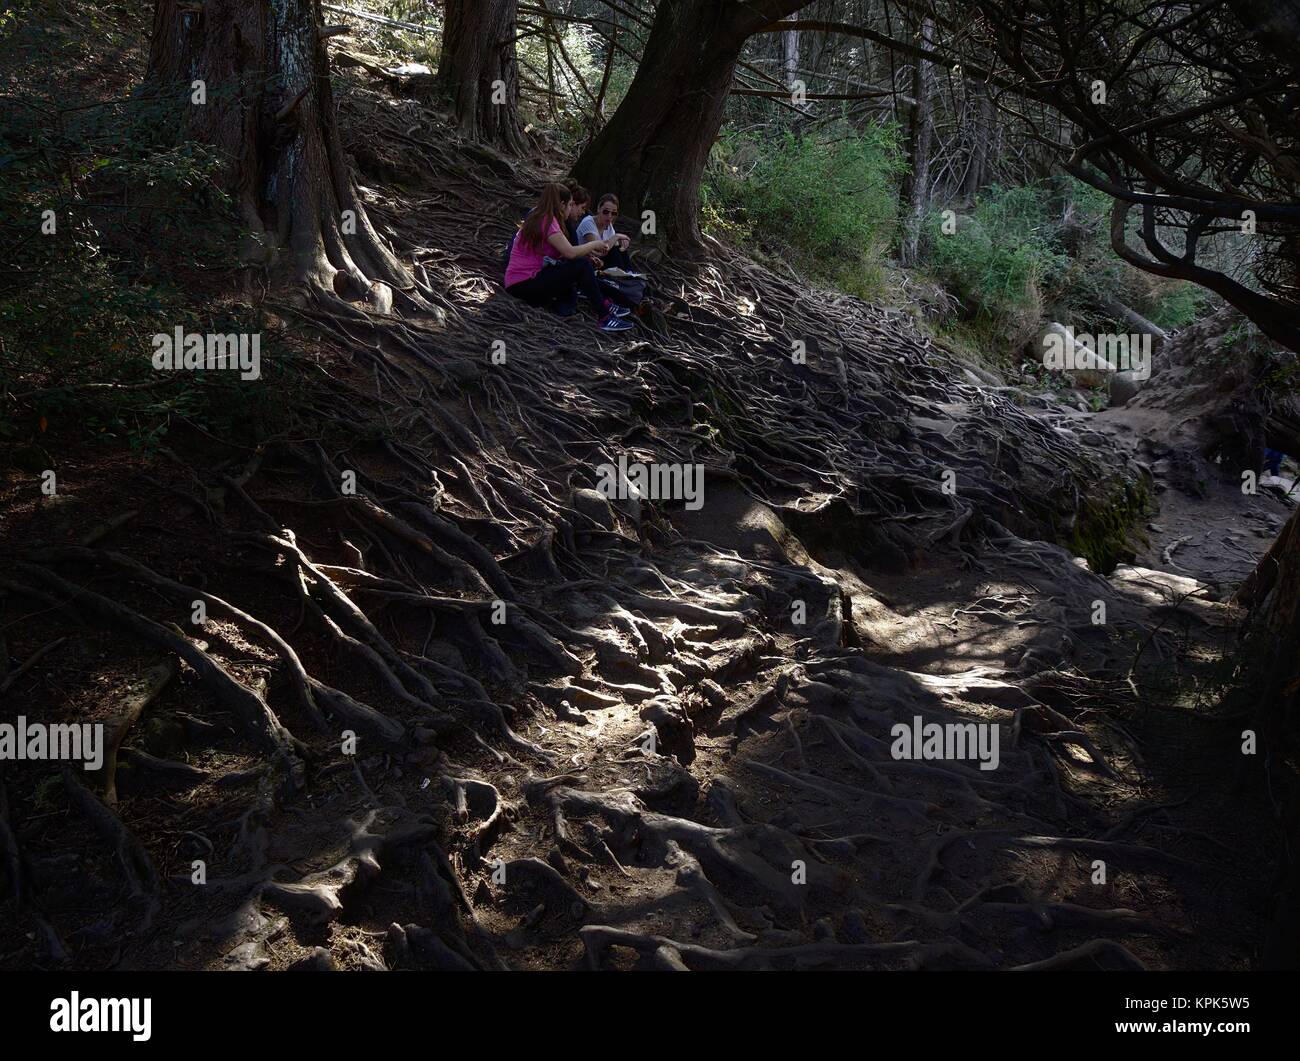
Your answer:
[782,12,799,88]
[571,0,805,253]
[959,79,989,203]
[437,0,526,152]
[900,17,934,266]
[1235,506,1300,967]
[147,0,428,312]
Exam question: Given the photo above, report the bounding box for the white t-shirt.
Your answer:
[576,215,616,244]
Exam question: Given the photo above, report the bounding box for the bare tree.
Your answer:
[900,16,933,265]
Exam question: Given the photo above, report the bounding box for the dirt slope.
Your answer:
[0,67,1284,972]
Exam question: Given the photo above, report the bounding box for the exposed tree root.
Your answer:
[0,85,1250,972]
[2,567,306,790]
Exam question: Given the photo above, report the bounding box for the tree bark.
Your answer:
[571,0,805,253]
[147,0,428,312]
[900,17,934,266]
[958,78,990,203]
[1235,506,1300,967]
[782,12,799,88]
[437,0,527,152]
[1236,477,1300,969]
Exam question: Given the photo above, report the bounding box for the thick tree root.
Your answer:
[3,567,306,790]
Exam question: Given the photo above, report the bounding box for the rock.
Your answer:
[1109,370,1143,407]
[222,939,270,971]
[571,486,615,531]
[638,694,696,764]
[957,359,1005,387]
[1036,322,1117,387]
[287,946,337,971]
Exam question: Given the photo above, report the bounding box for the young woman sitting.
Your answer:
[577,193,646,309]
[503,182,588,269]
[577,193,633,270]
[564,181,591,245]
[504,183,633,332]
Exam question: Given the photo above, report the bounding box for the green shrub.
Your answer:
[0,42,286,455]
[0,256,293,454]
[924,184,1066,327]
[703,121,905,296]
[516,20,604,151]
[1145,282,1207,330]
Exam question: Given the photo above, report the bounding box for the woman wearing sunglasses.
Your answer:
[576,194,633,271]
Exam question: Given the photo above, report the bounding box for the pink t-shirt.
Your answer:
[505,217,561,287]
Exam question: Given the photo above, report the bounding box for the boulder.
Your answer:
[1037,322,1116,388]
[1109,370,1144,407]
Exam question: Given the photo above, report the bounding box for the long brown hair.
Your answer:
[519,182,570,249]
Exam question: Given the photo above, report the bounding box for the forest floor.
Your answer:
[0,11,1293,971]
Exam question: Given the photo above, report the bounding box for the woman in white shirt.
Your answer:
[576,194,632,270]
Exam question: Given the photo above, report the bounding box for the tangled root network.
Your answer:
[0,91,1254,972]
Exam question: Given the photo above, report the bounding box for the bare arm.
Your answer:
[548,230,609,259]
[587,223,629,251]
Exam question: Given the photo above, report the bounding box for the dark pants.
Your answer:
[506,259,604,312]
[1265,448,1285,476]
[594,246,642,309]
[603,245,633,271]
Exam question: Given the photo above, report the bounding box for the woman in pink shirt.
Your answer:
[504,183,634,332]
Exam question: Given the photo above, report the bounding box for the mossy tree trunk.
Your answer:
[148,0,426,311]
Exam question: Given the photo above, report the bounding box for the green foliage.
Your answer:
[1067,477,1152,574]
[1145,282,1207,330]
[1221,320,1253,350]
[0,92,237,298]
[599,60,637,114]
[917,176,1216,363]
[1049,179,1125,314]
[33,774,62,812]
[0,15,288,456]
[924,184,1066,327]
[703,121,905,297]
[0,256,294,454]
[515,20,604,152]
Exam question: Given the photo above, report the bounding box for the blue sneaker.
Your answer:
[599,313,634,332]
